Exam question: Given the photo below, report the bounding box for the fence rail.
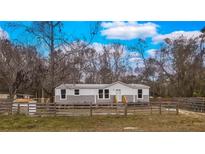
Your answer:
[0,102,179,117]
[172,97,205,113]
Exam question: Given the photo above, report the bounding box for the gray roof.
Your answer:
[56,81,150,89]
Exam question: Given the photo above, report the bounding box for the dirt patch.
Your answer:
[179,109,205,118]
[123,127,143,131]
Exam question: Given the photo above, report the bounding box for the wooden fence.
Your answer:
[0,102,179,117]
[0,102,12,115]
[173,97,205,113]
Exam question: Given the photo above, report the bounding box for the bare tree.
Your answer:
[0,39,42,99]
[154,36,202,97]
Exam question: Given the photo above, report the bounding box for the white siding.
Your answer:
[55,89,60,95]
[67,89,74,95]
[107,83,136,95]
[133,88,149,95]
[55,89,73,95]
[55,83,149,98]
[143,89,149,95]
[75,89,97,95]
[55,88,97,96]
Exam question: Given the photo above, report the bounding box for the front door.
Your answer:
[115,89,122,102]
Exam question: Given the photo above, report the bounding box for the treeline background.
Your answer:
[0,22,204,99]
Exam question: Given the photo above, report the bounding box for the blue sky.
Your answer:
[0,21,205,59]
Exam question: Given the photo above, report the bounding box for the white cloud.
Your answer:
[0,27,9,40]
[146,49,157,58]
[128,52,140,57]
[101,21,159,40]
[129,57,145,69]
[128,51,145,68]
[127,51,141,62]
[91,42,145,68]
[152,30,202,43]
[90,42,106,55]
[91,42,127,57]
[59,41,127,56]
[101,22,203,45]
[129,57,142,62]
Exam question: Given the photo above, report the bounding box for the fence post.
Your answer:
[27,103,29,116]
[176,103,179,115]
[203,97,205,113]
[54,103,57,117]
[159,102,162,115]
[90,102,93,117]
[17,103,20,114]
[115,102,118,115]
[150,102,152,115]
[9,102,12,115]
[124,103,127,117]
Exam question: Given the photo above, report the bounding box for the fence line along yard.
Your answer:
[3,97,205,116]
[0,102,12,115]
[0,102,179,117]
[173,97,205,113]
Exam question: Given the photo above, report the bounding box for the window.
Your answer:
[99,89,103,99]
[99,89,109,99]
[116,89,121,95]
[74,89,80,95]
[61,89,66,99]
[104,89,109,98]
[138,89,142,98]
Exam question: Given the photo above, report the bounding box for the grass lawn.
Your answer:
[0,114,205,131]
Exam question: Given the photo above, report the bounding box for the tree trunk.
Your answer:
[50,22,55,103]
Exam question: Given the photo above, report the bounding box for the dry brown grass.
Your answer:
[0,112,205,131]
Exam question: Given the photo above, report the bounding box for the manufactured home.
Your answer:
[55,81,150,104]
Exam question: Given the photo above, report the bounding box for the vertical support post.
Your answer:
[150,102,152,115]
[9,102,12,115]
[54,103,57,117]
[17,103,20,114]
[159,102,162,115]
[176,103,179,115]
[35,91,38,100]
[204,101,205,113]
[27,103,29,116]
[124,103,127,117]
[90,102,92,117]
[115,101,117,115]
[41,88,44,103]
